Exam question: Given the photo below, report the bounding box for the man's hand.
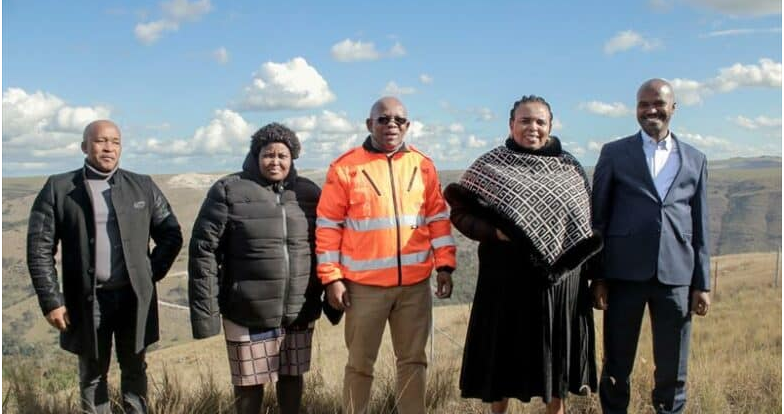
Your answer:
[592,280,608,310]
[496,228,510,241]
[326,280,351,311]
[435,271,453,299]
[691,290,710,316]
[45,306,70,332]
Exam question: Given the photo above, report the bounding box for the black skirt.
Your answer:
[459,240,597,403]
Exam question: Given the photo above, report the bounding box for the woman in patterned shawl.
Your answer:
[444,96,603,414]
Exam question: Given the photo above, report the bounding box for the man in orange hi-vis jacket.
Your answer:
[316,96,457,414]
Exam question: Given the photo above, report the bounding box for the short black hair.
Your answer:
[250,122,301,159]
[509,95,553,123]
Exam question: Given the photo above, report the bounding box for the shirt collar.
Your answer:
[640,129,674,150]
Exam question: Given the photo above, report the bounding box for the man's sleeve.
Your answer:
[149,179,183,282]
[188,181,228,339]
[424,162,456,271]
[588,144,614,279]
[690,156,711,291]
[26,177,64,315]
[315,165,348,284]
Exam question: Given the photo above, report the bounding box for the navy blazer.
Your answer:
[591,132,710,290]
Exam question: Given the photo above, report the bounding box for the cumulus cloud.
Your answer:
[685,0,781,16]
[670,58,782,105]
[730,115,782,130]
[604,30,662,55]
[578,101,632,117]
[281,110,366,159]
[134,109,253,156]
[3,87,111,140]
[134,0,212,45]
[331,39,407,62]
[383,81,417,96]
[213,47,229,64]
[552,117,564,131]
[419,74,433,84]
[237,57,336,111]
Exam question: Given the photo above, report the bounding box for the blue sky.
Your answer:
[2,0,782,177]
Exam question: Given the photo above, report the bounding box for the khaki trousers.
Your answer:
[343,278,432,414]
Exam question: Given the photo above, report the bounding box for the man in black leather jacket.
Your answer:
[26,119,182,414]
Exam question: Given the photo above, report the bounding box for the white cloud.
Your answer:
[552,117,564,131]
[448,123,465,133]
[284,110,362,135]
[473,107,495,121]
[388,42,406,58]
[331,39,380,62]
[604,30,662,55]
[466,135,487,148]
[330,38,407,62]
[730,115,782,130]
[648,0,674,12]
[161,0,211,21]
[579,101,632,117]
[213,47,229,64]
[676,130,777,159]
[562,141,586,157]
[587,140,605,152]
[237,57,336,110]
[669,78,706,105]
[701,27,781,38]
[135,109,253,156]
[419,74,433,84]
[54,106,112,133]
[2,88,111,140]
[685,0,781,16]
[708,58,782,92]
[670,58,782,105]
[134,0,211,45]
[134,20,179,44]
[383,81,416,96]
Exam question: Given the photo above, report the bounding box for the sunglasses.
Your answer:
[376,115,409,125]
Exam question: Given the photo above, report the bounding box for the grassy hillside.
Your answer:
[3,252,781,413]
[2,158,781,360]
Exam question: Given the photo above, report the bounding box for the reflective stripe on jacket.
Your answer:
[316,140,456,287]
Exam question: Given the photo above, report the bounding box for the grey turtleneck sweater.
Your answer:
[84,162,129,289]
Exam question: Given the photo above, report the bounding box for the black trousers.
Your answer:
[599,278,691,414]
[78,286,147,414]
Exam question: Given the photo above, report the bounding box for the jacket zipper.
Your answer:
[361,170,382,196]
[277,186,291,319]
[385,157,403,286]
[406,166,418,192]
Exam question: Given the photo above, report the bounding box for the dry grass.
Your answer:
[3,253,780,413]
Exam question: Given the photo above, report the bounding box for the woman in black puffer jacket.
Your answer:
[188,123,321,414]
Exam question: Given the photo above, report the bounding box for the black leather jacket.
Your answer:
[27,166,182,357]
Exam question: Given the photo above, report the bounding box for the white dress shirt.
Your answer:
[640,130,680,200]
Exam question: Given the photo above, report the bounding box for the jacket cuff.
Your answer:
[436,266,454,274]
[191,316,221,339]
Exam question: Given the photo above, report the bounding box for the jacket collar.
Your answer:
[362,135,410,155]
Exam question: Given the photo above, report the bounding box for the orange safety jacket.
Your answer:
[316,139,457,287]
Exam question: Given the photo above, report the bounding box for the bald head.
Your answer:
[83,120,121,143]
[366,96,410,153]
[636,79,676,141]
[637,78,675,102]
[370,96,407,118]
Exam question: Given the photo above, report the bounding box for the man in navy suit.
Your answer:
[591,78,710,414]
